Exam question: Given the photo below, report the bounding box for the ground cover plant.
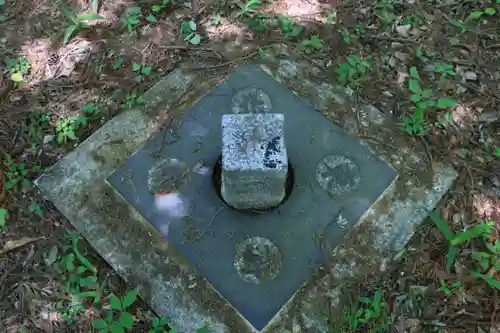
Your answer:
[0,0,499,332]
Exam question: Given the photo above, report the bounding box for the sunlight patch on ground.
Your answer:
[19,38,94,82]
[5,322,22,333]
[268,0,328,18]
[473,194,500,223]
[451,104,476,128]
[15,37,103,120]
[20,39,52,81]
[98,0,136,22]
[205,20,249,45]
[40,307,61,322]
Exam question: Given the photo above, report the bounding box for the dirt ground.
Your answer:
[0,0,499,332]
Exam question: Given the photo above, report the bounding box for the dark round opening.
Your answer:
[212,154,295,215]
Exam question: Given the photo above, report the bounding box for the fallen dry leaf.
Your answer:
[0,237,45,256]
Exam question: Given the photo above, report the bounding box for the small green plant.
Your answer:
[277,15,303,38]
[5,56,31,83]
[113,56,125,71]
[335,54,371,88]
[148,316,172,333]
[472,272,500,289]
[121,90,145,110]
[53,234,100,323]
[339,24,364,44]
[0,208,6,230]
[465,8,497,21]
[434,62,456,81]
[448,8,496,35]
[473,241,500,272]
[429,212,494,273]
[56,119,77,144]
[3,155,38,190]
[401,67,456,135]
[438,278,461,297]
[448,19,467,34]
[434,111,453,129]
[92,289,138,333]
[120,7,143,35]
[27,112,51,140]
[415,46,437,63]
[401,13,424,28]
[471,238,500,289]
[301,35,324,54]
[408,67,457,111]
[59,235,99,291]
[235,0,262,18]
[181,20,202,45]
[55,113,89,145]
[326,10,337,25]
[132,63,153,83]
[245,12,271,32]
[146,0,169,23]
[341,290,390,333]
[375,0,396,25]
[72,114,89,128]
[415,46,425,59]
[63,8,104,44]
[0,0,5,23]
[408,67,433,110]
[82,103,101,118]
[211,13,222,25]
[28,202,44,217]
[398,110,429,136]
[145,0,169,23]
[152,0,169,12]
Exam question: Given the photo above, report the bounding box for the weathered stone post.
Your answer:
[221,113,288,210]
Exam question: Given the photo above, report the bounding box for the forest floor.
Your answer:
[0,0,500,332]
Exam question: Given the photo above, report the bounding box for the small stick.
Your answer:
[189,52,258,71]
[159,45,224,59]
[188,206,225,243]
[419,136,434,168]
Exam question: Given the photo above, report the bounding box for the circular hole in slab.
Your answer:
[212,154,295,215]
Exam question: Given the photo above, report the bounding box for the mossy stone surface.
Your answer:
[36,51,457,333]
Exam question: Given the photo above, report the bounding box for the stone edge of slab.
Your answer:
[35,69,241,333]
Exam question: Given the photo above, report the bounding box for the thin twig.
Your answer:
[188,206,225,243]
[299,51,327,70]
[354,87,361,133]
[362,35,419,44]
[419,136,434,168]
[189,52,258,71]
[160,45,224,59]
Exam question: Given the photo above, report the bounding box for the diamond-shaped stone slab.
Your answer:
[107,65,397,330]
[35,54,458,333]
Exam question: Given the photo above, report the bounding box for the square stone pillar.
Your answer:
[221,113,288,210]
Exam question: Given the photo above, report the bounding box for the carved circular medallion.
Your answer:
[315,155,361,196]
[231,88,272,114]
[148,158,190,194]
[234,237,282,284]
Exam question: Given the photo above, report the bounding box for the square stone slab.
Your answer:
[221,113,288,210]
[35,52,458,333]
[106,65,397,330]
